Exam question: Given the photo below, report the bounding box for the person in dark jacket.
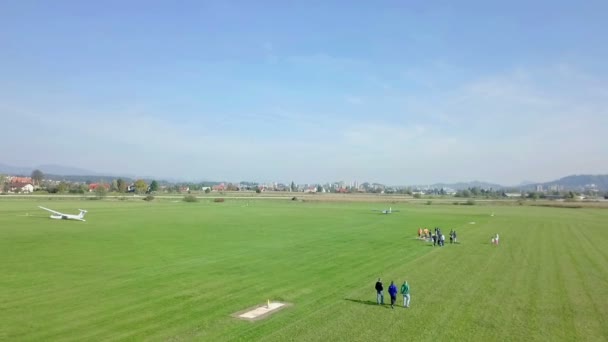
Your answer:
[388,281,398,309]
[375,278,384,305]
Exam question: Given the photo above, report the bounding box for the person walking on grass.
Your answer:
[375,278,384,305]
[401,281,410,308]
[388,281,398,309]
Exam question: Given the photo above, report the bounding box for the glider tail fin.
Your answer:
[78,209,87,219]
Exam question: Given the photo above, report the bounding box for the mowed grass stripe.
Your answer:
[391,227,504,341]
[562,228,602,339]
[565,226,608,339]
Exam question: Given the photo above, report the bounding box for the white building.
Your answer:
[11,183,34,193]
[504,193,522,198]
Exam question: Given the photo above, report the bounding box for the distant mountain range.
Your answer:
[417,175,608,192]
[520,174,608,192]
[0,163,141,183]
[1,163,606,191]
[0,163,36,176]
[0,163,179,184]
[0,163,108,177]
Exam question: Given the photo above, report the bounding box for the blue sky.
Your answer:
[1,1,607,184]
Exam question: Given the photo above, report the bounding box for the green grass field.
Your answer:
[1,198,607,341]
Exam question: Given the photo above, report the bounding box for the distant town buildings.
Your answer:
[549,184,564,192]
[1,171,606,198]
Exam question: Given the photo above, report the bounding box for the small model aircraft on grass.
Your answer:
[38,206,87,221]
[372,207,400,214]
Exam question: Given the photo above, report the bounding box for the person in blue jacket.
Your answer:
[388,281,398,309]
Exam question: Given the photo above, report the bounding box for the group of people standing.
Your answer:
[417,227,457,246]
[375,278,410,309]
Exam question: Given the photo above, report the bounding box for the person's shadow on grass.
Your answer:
[344,298,390,308]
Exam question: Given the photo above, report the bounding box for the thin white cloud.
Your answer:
[285,53,366,70]
[344,95,363,105]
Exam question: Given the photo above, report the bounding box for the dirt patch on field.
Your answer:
[232,302,292,321]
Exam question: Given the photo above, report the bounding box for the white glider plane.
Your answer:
[372,207,400,214]
[39,206,87,221]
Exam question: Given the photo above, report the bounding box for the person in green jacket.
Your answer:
[401,281,410,308]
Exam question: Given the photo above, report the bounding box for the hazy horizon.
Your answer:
[2,153,604,189]
[1,2,607,184]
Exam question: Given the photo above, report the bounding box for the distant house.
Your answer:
[179,186,190,193]
[88,183,110,192]
[503,193,523,198]
[212,183,226,191]
[443,188,457,195]
[10,183,34,193]
[10,176,33,184]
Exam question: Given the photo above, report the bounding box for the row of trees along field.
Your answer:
[18,170,158,196]
[44,179,154,195]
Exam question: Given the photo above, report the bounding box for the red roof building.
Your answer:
[212,183,226,191]
[10,176,32,183]
[89,183,110,192]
